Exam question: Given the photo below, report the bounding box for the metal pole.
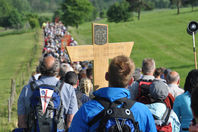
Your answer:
[193,32,197,69]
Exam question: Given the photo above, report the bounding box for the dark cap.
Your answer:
[164,68,171,76]
[149,80,169,100]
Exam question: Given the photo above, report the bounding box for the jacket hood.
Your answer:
[93,87,131,102]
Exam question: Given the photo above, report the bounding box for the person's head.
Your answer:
[184,69,198,93]
[58,63,68,80]
[133,68,142,81]
[36,66,40,73]
[167,71,180,85]
[154,67,164,79]
[191,87,198,122]
[164,68,171,81]
[79,69,87,81]
[64,71,78,88]
[149,80,169,101]
[106,55,135,88]
[39,56,60,76]
[86,68,93,80]
[142,58,155,75]
[79,78,93,96]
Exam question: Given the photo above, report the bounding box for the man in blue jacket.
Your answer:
[69,55,157,132]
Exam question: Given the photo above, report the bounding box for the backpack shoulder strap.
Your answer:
[55,80,65,92]
[88,97,111,127]
[161,107,171,126]
[32,75,36,81]
[153,105,171,126]
[88,97,138,128]
[30,81,37,91]
[123,99,140,131]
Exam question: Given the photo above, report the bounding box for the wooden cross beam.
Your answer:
[66,23,134,90]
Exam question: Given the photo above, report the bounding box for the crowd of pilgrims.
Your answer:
[38,21,93,105]
[16,21,198,132]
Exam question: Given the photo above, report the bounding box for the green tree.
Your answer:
[126,0,144,20]
[0,0,11,17]
[61,0,93,28]
[29,18,39,29]
[5,9,24,29]
[187,0,198,11]
[11,0,31,12]
[38,16,50,27]
[100,9,105,18]
[170,0,182,14]
[107,1,131,23]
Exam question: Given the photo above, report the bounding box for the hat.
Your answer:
[149,80,169,100]
[164,68,171,76]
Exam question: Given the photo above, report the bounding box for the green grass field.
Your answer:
[0,30,42,131]
[69,7,198,88]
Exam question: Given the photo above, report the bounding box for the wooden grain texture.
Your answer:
[66,23,134,90]
[66,45,94,61]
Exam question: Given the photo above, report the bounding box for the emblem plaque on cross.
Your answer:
[66,23,134,90]
[93,24,108,45]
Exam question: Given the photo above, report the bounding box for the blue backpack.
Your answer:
[28,81,65,132]
[88,97,141,132]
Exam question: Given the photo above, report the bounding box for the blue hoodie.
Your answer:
[69,87,157,132]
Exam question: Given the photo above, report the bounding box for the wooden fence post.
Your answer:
[10,79,16,106]
[8,98,11,122]
[22,72,25,85]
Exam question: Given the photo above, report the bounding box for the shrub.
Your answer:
[107,1,131,23]
[29,18,39,29]
[38,16,50,27]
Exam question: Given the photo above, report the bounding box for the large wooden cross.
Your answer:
[66,23,134,90]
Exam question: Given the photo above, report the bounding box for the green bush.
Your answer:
[8,9,24,29]
[38,16,50,27]
[107,1,131,23]
[29,18,39,29]
[52,9,63,22]
[144,1,155,10]
[100,10,106,18]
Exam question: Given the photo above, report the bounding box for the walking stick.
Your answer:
[192,32,197,69]
[187,21,198,69]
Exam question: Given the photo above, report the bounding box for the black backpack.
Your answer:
[136,79,153,104]
[28,81,65,132]
[75,90,84,109]
[88,97,141,132]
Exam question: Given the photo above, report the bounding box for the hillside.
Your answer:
[69,7,198,87]
[0,30,42,131]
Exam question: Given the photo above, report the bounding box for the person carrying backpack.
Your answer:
[69,55,157,132]
[129,58,175,109]
[64,71,90,109]
[129,58,156,100]
[17,55,78,132]
[146,80,180,132]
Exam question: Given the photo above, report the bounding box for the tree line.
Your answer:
[0,0,198,29]
[55,0,198,29]
[0,0,52,29]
